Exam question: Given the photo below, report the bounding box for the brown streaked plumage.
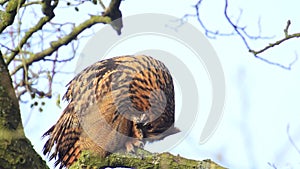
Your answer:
[43,55,180,168]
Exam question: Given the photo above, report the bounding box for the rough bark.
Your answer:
[0,52,49,169]
[0,0,26,32]
[70,149,227,169]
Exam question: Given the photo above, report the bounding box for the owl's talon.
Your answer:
[125,141,135,153]
[133,140,144,148]
[125,139,144,153]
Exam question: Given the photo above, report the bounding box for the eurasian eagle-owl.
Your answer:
[43,55,180,168]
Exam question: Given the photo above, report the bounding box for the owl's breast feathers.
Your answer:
[43,55,180,168]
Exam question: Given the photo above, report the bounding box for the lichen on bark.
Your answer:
[69,149,227,169]
[0,53,49,169]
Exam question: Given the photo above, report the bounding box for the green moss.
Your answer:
[69,149,227,169]
[0,11,10,26]
[0,138,49,169]
[0,54,49,169]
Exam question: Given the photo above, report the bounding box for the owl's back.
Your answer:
[43,55,180,168]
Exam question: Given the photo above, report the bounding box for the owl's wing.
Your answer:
[63,56,123,102]
[43,55,180,168]
[61,55,144,152]
[43,56,129,168]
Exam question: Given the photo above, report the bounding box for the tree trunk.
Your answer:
[0,52,49,169]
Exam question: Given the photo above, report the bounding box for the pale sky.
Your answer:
[21,0,300,169]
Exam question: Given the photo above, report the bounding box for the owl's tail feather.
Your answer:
[42,102,81,169]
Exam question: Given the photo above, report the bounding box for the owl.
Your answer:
[43,55,180,168]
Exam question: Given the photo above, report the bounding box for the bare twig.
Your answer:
[43,55,75,63]
[5,0,58,65]
[267,162,278,169]
[284,20,291,37]
[186,0,299,70]
[170,0,234,38]
[249,21,300,55]
[99,0,106,10]
[249,20,299,70]
[10,15,111,75]
[287,124,300,156]
[22,1,42,7]
[223,0,298,70]
[4,0,124,104]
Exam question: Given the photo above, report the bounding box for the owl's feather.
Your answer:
[43,55,180,168]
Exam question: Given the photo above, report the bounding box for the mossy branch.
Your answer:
[10,15,111,75]
[5,0,58,65]
[0,52,49,169]
[0,0,26,33]
[70,149,227,169]
[6,0,123,75]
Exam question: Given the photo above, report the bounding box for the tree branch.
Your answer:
[69,149,227,169]
[6,16,54,65]
[102,0,123,35]
[5,0,58,65]
[0,0,26,33]
[185,0,299,70]
[10,15,111,75]
[222,0,298,70]
[249,20,300,55]
[287,124,300,156]
[0,51,49,169]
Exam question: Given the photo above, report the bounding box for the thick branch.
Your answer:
[70,149,227,169]
[0,0,26,33]
[102,0,122,35]
[0,52,49,169]
[10,15,111,75]
[0,0,9,5]
[0,51,21,131]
